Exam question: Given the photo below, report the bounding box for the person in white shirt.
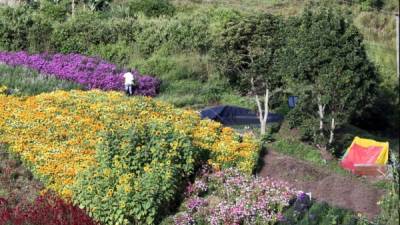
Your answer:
[123,71,136,96]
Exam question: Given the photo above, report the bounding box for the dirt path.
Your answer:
[259,150,385,219]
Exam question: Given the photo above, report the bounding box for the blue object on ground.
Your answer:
[200,105,283,125]
[288,96,298,108]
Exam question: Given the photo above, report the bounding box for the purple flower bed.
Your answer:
[174,168,297,225]
[0,51,160,96]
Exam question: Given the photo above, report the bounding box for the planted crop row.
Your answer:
[0,51,160,96]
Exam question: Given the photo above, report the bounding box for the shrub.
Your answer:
[50,10,110,53]
[73,121,205,224]
[87,41,136,66]
[135,12,211,57]
[280,200,368,225]
[27,13,54,53]
[127,0,176,17]
[376,153,400,225]
[38,0,69,22]
[0,193,99,225]
[0,6,34,51]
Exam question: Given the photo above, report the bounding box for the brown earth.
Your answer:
[259,150,385,219]
[0,146,43,207]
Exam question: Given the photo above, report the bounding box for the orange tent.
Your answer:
[340,137,389,174]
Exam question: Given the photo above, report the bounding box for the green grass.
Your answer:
[270,137,353,175]
[0,65,84,96]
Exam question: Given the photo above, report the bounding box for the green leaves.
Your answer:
[72,121,205,224]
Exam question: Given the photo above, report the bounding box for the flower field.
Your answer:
[0,90,259,224]
[172,168,296,225]
[0,51,160,96]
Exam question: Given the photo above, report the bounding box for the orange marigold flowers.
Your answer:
[0,90,259,200]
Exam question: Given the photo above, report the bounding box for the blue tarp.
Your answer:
[200,105,283,125]
[288,96,298,108]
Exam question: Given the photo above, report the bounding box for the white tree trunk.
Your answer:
[255,87,269,135]
[328,117,335,145]
[317,96,325,137]
[72,0,75,17]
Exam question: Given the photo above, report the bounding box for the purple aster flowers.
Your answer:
[0,51,160,96]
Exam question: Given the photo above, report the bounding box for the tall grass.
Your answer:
[0,65,84,96]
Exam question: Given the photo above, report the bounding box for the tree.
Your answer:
[212,14,284,135]
[276,6,380,153]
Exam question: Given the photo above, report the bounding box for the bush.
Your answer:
[87,41,136,66]
[50,10,107,53]
[27,13,54,53]
[127,0,176,17]
[0,6,34,51]
[135,12,211,57]
[280,200,368,225]
[38,0,69,22]
[211,13,283,90]
[73,121,205,224]
[377,153,400,225]
[357,0,384,10]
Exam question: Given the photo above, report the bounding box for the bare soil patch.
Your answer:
[0,146,43,207]
[259,150,385,219]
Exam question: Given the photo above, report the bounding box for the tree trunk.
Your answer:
[328,117,335,145]
[71,0,75,17]
[317,96,325,137]
[255,88,269,136]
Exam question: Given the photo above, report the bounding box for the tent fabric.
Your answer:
[340,136,389,173]
[200,105,283,125]
[341,143,383,172]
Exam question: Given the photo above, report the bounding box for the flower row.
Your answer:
[0,51,160,96]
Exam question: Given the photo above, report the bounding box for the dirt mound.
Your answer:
[259,151,385,219]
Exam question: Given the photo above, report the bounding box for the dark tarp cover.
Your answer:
[200,105,283,125]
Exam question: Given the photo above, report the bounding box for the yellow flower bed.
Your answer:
[0,90,259,198]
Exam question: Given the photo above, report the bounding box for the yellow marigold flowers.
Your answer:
[0,90,259,200]
[0,85,7,94]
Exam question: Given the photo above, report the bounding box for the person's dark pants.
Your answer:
[125,84,135,96]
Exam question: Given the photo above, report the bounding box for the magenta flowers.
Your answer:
[0,51,160,96]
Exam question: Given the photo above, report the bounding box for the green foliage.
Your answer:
[87,41,136,66]
[27,13,54,53]
[272,138,325,166]
[135,12,211,57]
[276,5,380,150]
[73,121,205,224]
[376,153,400,225]
[0,65,84,96]
[127,0,176,17]
[0,6,34,51]
[50,10,104,53]
[356,0,384,10]
[212,13,284,92]
[38,0,69,22]
[51,10,139,53]
[281,201,370,225]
